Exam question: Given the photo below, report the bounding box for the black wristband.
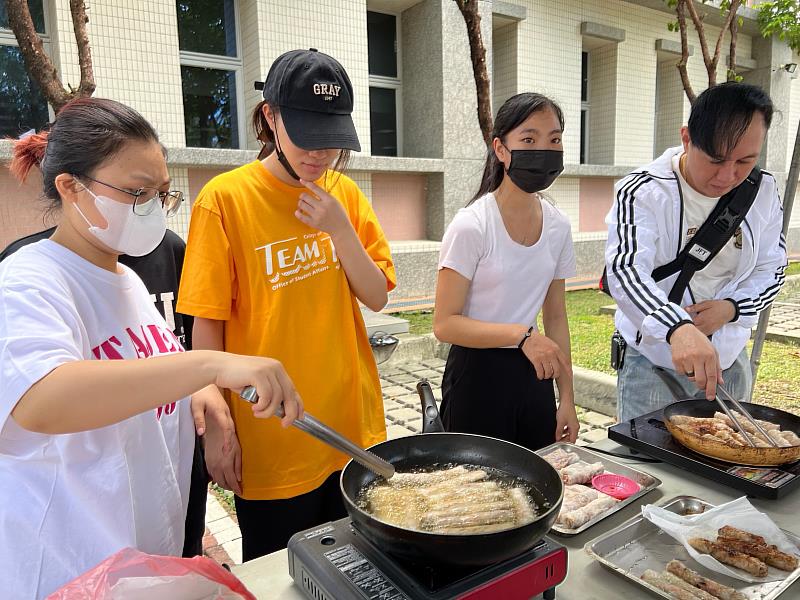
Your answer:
[518,325,534,349]
[725,298,740,322]
[666,319,693,344]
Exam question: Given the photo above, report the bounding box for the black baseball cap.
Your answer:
[255,48,361,152]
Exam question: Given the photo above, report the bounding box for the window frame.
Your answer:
[580,50,590,165]
[367,8,403,157]
[0,1,54,131]
[178,0,245,149]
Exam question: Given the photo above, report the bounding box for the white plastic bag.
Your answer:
[641,496,799,583]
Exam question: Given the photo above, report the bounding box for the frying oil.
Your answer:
[355,463,548,534]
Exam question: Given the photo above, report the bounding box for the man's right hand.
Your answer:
[668,323,722,400]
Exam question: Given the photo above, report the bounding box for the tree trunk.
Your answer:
[6,0,71,111]
[70,0,96,98]
[5,0,95,113]
[728,11,739,81]
[676,0,697,104]
[454,0,493,146]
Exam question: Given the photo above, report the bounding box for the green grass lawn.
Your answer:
[390,262,800,414]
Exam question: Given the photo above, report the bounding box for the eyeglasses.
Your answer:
[77,174,184,217]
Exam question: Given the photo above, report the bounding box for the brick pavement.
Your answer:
[201,358,616,566]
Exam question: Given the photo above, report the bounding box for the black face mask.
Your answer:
[504,149,564,193]
[274,122,301,181]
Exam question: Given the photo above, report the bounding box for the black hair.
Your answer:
[10,97,159,209]
[470,92,565,204]
[688,82,773,160]
[251,100,350,183]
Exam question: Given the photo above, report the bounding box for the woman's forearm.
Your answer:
[434,315,529,349]
[330,226,389,312]
[12,350,222,434]
[543,313,574,400]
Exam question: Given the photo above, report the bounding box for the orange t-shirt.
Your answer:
[177,161,396,500]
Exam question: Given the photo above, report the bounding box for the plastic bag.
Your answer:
[642,496,799,583]
[47,547,256,600]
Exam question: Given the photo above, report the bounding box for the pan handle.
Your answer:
[416,379,445,434]
[653,367,691,401]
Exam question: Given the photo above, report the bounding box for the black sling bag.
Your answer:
[600,166,762,304]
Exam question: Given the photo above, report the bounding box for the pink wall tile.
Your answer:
[188,168,227,205]
[371,173,427,241]
[579,177,614,232]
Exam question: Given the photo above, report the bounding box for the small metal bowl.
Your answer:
[369,331,399,365]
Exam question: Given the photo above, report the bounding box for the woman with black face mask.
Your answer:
[433,93,579,451]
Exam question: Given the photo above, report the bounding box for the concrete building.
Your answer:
[1,0,798,309]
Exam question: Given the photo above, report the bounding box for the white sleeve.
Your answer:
[438,210,485,281]
[554,225,577,280]
[0,281,84,432]
[726,176,787,329]
[604,173,692,344]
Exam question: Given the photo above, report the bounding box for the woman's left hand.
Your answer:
[555,399,579,443]
[296,179,352,237]
[190,386,234,451]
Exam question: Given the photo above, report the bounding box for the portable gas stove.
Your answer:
[609,409,800,499]
[287,518,567,600]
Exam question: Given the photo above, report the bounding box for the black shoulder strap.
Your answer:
[652,166,762,304]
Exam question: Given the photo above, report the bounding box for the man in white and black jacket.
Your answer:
[605,82,787,422]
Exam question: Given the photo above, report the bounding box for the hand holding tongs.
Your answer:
[239,385,396,479]
[716,384,779,448]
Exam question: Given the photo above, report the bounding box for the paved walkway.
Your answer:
[200,358,616,566]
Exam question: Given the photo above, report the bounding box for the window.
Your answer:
[177,0,243,149]
[580,51,589,165]
[367,10,401,156]
[0,0,50,138]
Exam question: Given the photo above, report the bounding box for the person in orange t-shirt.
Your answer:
[177,48,396,560]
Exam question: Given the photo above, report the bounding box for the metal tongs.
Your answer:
[239,385,396,479]
[716,383,779,448]
[653,367,776,448]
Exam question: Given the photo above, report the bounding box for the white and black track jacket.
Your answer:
[604,147,787,370]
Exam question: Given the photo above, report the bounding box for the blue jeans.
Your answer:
[616,346,752,422]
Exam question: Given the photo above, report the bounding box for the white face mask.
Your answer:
[74,186,166,257]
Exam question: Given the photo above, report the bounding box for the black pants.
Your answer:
[182,433,209,557]
[234,472,347,561]
[441,345,557,451]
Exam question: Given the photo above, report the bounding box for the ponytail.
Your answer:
[9,131,49,184]
[251,100,276,161]
[470,148,505,205]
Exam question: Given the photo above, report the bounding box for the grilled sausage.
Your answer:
[689,537,768,577]
[717,537,799,572]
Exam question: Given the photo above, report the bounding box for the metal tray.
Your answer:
[536,442,662,536]
[584,495,800,600]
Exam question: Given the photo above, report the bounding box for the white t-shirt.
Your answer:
[672,153,742,303]
[439,192,576,338]
[0,240,194,600]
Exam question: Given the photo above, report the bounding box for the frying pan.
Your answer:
[655,368,800,466]
[339,380,564,567]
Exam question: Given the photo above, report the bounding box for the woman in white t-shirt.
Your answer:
[0,98,302,599]
[434,93,579,451]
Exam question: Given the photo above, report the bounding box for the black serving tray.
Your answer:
[608,408,800,499]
